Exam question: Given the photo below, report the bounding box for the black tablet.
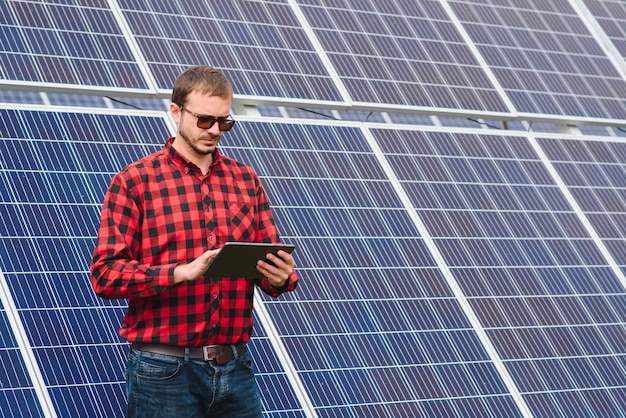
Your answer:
[202,242,296,279]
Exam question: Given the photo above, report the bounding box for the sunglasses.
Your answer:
[180,106,236,131]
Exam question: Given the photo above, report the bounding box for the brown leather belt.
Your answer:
[131,342,246,365]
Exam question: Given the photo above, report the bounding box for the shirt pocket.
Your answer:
[219,196,257,241]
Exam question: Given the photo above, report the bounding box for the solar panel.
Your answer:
[374,126,626,417]
[537,135,626,277]
[0,0,152,93]
[222,121,525,417]
[0,108,169,417]
[1,104,626,416]
[447,0,626,121]
[116,0,345,103]
[295,0,511,114]
[581,0,626,59]
[1,1,626,416]
[0,108,314,417]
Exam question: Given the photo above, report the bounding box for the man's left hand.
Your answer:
[257,250,295,288]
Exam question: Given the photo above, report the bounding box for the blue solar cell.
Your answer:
[0,312,18,348]
[49,383,126,418]
[0,205,25,236]
[255,374,305,414]
[0,239,37,271]
[21,310,73,347]
[0,389,44,418]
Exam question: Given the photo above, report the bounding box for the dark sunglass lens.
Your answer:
[196,116,217,129]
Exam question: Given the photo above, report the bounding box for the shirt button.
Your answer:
[209,235,214,241]
[213,294,218,299]
[212,323,217,328]
[184,166,190,173]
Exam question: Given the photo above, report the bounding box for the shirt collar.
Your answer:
[165,137,222,173]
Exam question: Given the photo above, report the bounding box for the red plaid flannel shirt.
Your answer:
[90,138,298,346]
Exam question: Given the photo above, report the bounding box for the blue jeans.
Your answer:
[125,346,262,417]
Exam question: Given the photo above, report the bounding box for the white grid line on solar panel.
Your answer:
[296,370,516,416]
[0,271,57,417]
[248,339,307,413]
[296,0,509,112]
[370,129,620,414]
[536,135,626,278]
[0,121,158,415]
[0,0,150,90]
[446,0,626,120]
[581,0,626,57]
[117,0,343,102]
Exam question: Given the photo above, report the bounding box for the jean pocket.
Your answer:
[136,353,182,382]
[237,350,254,371]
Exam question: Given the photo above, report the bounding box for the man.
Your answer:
[90,65,298,417]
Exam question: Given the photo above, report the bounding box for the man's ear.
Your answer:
[170,102,182,123]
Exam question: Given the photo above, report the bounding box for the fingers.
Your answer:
[257,250,294,286]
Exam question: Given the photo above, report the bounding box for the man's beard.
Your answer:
[179,125,220,157]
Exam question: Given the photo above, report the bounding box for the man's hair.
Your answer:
[171,65,233,106]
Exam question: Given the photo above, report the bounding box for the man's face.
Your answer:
[171,90,233,158]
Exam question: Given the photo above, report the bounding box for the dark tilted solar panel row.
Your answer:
[2,0,626,120]
[1,108,625,417]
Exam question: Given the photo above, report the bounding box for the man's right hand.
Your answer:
[173,249,220,283]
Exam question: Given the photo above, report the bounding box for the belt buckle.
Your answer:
[202,345,217,362]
